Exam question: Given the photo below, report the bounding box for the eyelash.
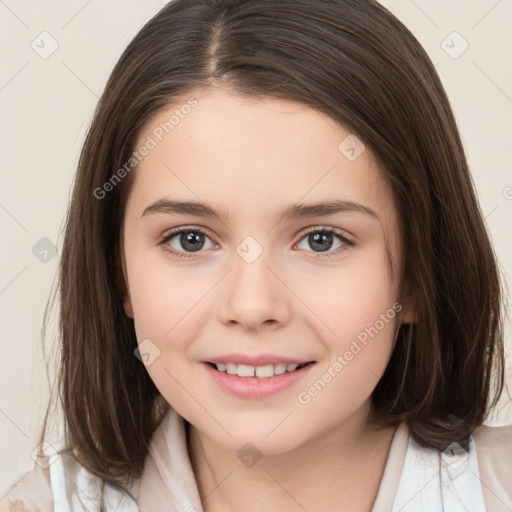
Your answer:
[158,226,354,260]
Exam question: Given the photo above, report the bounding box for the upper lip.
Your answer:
[203,353,315,367]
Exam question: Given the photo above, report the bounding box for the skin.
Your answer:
[121,86,416,512]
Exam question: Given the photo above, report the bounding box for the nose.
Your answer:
[218,249,291,332]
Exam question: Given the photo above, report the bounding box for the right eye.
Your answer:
[159,227,217,258]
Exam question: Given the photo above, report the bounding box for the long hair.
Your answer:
[39,0,506,499]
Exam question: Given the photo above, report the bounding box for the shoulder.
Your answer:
[1,462,53,512]
[472,423,512,511]
[2,442,90,511]
[2,444,139,511]
[0,497,11,512]
[473,422,512,460]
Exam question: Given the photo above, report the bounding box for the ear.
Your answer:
[117,246,134,319]
[397,280,418,324]
[123,285,135,319]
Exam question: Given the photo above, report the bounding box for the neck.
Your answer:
[187,401,396,512]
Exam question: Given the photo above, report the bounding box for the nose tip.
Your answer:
[218,252,292,331]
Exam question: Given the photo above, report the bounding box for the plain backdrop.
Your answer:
[1,0,511,493]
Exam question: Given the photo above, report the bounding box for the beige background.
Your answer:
[1,0,511,493]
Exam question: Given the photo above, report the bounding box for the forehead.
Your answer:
[129,87,393,225]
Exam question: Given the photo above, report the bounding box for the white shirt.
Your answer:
[4,407,512,511]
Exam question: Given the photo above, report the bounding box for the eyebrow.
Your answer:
[140,198,379,222]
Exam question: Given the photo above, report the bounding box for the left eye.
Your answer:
[160,228,215,257]
[295,228,351,255]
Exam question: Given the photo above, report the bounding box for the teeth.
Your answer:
[214,362,305,378]
[275,364,288,375]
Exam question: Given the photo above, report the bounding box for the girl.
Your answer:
[2,0,511,510]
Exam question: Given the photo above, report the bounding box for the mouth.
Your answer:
[205,361,315,379]
[202,360,317,399]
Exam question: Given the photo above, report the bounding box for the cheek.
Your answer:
[124,233,196,329]
[125,248,216,393]
[126,259,207,406]
[301,244,396,337]
[297,296,398,421]
[298,250,397,386]
[129,264,200,343]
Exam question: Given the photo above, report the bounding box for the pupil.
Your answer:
[310,232,332,252]
[181,231,204,252]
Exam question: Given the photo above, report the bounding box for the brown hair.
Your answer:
[40,0,506,501]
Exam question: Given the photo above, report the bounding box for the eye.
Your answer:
[159,227,216,259]
[295,226,353,257]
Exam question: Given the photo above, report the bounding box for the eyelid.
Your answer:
[159,225,216,244]
[158,225,216,260]
[299,225,355,242]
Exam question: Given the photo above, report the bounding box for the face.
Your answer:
[121,87,415,454]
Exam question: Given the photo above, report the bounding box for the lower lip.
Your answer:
[202,362,316,399]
